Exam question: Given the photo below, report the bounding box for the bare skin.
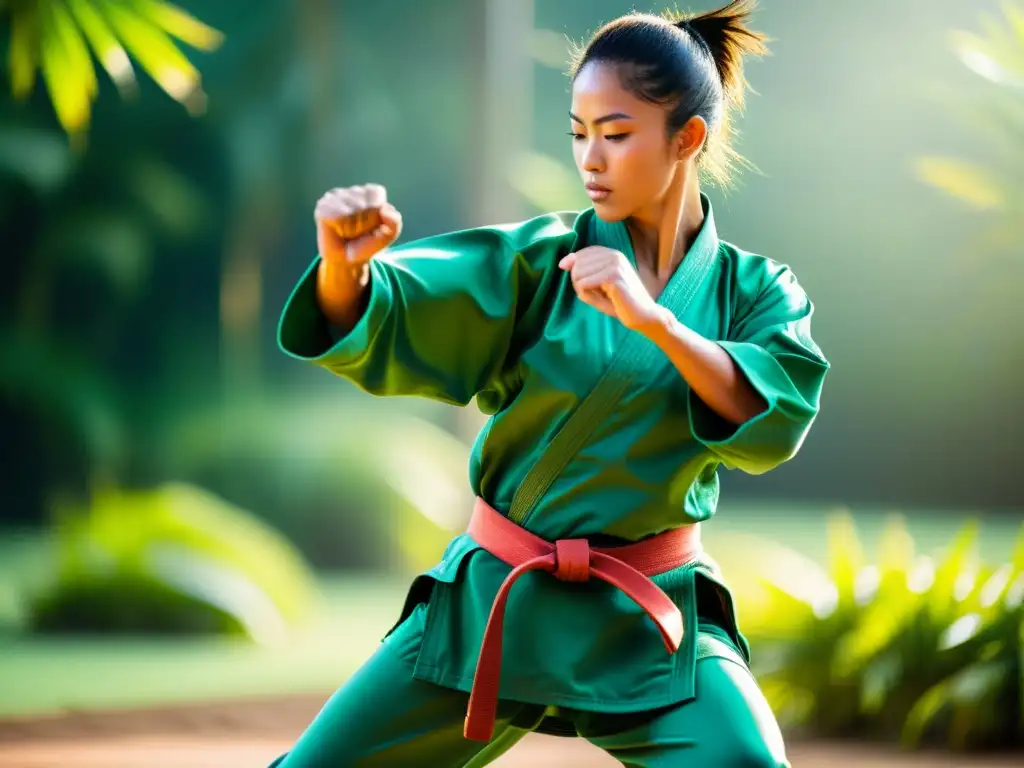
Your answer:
[313,184,402,331]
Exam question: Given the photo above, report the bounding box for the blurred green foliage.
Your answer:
[160,398,472,574]
[915,2,1024,261]
[27,481,318,645]
[3,0,222,141]
[0,110,220,520]
[717,513,1024,752]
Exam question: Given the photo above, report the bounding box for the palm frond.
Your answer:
[4,0,223,138]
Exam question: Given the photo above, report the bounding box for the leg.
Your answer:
[577,654,789,767]
[268,607,536,767]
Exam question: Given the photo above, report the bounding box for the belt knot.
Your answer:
[553,538,590,582]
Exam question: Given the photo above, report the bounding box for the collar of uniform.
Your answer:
[590,192,719,273]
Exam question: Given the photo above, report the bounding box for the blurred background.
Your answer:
[0,0,1021,764]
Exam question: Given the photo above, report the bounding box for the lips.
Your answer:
[585,182,612,202]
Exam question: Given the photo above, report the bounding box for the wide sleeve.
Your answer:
[277,214,575,405]
[688,263,830,475]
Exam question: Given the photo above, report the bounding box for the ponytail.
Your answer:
[675,0,769,186]
[676,0,768,111]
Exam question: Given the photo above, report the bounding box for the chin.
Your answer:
[591,201,628,223]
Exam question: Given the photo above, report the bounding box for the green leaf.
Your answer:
[130,0,224,51]
[8,0,41,99]
[876,514,916,592]
[1010,521,1024,571]
[66,0,136,94]
[929,520,980,618]
[825,510,864,609]
[741,511,1022,751]
[5,0,224,136]
[958,6,1024,82]
[902,671,957,748]
[38,0,94,137]
[915,157,1007,210]
[97,0,208,113]
[832,593,914,679]
[858,650,903,715]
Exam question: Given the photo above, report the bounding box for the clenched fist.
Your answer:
[558,246,664,332]
[315,183,403,266]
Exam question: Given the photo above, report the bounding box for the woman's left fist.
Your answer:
[558,246,663,332]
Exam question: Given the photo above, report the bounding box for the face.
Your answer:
[569,61,703,223]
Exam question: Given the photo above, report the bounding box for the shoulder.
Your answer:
[716,240,813,313]
[716,241,826,359]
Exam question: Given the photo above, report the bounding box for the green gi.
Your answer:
[271,195,829,766]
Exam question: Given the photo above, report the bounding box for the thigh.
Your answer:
[269,607,534,767]
[580,655,789,767]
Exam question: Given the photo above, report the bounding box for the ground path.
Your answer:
[1,693,1018,767]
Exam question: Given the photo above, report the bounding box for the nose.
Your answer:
[580,138,605,175]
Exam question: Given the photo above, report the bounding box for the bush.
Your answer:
[718,512,1024,752]
[28,482,318,645]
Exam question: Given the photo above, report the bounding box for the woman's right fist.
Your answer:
[315,184,403,266]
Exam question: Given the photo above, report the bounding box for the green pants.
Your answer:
[267,624,789,767]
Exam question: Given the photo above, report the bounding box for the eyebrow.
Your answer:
[568,111,634,126]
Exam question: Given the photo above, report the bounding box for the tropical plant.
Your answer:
[3,0,222,140]
[27,481,319,644]
[915,2,1024,262]
[717,513,1024,752]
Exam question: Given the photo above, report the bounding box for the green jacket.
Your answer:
[278,195,829,712]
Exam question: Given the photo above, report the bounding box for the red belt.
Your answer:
[462,497,703,742]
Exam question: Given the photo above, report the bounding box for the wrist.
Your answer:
[317,258,369,329]
[320,256,369,289]
[635,305,679,341]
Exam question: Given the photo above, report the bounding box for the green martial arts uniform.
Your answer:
[272,194,829,767]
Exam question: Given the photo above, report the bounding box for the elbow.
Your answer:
[728,419,814,476]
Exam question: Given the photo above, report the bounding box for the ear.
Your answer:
[675,115,708,161]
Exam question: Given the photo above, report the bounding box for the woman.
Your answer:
[272,1,828,765]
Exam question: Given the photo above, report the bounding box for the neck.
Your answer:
[626,173,705,280]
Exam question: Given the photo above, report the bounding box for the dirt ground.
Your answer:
[0,694,1019,768]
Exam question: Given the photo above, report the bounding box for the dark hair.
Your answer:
[569,0,769,187]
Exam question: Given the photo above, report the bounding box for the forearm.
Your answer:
[641,308,767,425]
[316,259,370,332]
